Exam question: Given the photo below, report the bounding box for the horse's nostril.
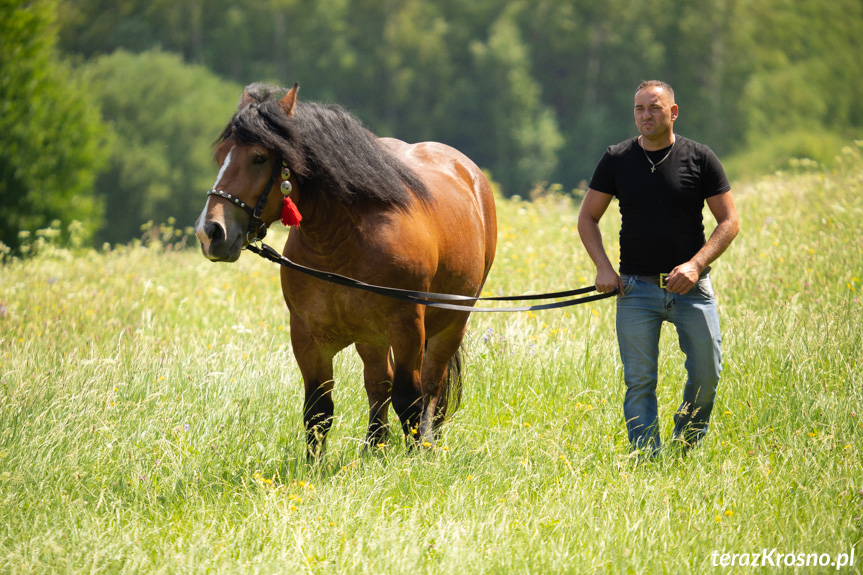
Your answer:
[206,221,225,244]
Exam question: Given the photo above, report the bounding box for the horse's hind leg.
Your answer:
[355,343,393,446]
[418,320,469,445]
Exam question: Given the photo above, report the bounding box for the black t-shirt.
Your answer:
[588,135,731,275]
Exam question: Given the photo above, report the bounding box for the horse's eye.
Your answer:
[253,154,268,165]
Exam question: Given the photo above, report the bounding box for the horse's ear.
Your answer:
[280,83,299,117]
[239,89,256,109]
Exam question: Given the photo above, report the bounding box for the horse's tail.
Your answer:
[439,345,464,421]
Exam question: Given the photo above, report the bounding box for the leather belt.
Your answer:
[622,267,710,289]
[625,274,668,287]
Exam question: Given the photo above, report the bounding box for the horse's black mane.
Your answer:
[217,83,431,207]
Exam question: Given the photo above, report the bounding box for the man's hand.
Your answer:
[665,261,701,294]
[595,267,624,295]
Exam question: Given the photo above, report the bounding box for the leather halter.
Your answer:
[206,159,281,244]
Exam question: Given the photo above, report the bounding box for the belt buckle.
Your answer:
[659,273,669,289]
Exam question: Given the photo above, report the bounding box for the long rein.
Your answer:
[214,159,617,312]
[246,241,617,313]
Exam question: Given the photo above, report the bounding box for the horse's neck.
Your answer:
[290,194,365,254]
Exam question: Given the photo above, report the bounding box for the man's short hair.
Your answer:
[636,80,675,102]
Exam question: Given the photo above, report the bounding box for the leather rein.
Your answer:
[246,241,617,312]
[208,159,617,312]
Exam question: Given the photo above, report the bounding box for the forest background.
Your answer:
[2,0,862,249]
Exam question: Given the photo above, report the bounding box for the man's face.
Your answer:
[634,87,678,141]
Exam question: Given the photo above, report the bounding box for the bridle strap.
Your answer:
[246,160,282,242]
[206,189,255,217]
[206,159,283,243]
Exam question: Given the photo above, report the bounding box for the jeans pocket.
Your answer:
[621,276,637,297]
[694,277,715,300]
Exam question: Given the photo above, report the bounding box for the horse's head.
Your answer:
[195,83,303,262]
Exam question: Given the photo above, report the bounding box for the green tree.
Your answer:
[737,0,863,141]
[345,0,453,142]
[0,0,107,251]
[54,0,863,194]
[467,3,563,196]
[524,0,673,186]
[79,49,240,244]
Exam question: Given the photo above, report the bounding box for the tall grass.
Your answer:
[1,143,862,573]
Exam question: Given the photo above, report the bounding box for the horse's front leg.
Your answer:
[355,343,393,446]
[290,319,336,461]
[303,378,334,461]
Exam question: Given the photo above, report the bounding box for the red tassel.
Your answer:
[281,196,302,227]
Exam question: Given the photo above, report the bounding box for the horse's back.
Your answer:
[379,138,497,290]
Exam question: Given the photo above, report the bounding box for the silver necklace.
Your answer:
[640,136,675,173]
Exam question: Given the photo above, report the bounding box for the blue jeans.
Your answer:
[616,275,722,453]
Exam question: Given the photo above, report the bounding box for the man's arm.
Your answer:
[578,188,623,294]
[665,190,740,294]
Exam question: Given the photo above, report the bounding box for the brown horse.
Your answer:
[195,83,497,457]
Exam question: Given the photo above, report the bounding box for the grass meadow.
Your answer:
[2,143,862,573]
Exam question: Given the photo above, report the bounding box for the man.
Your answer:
[578,80,739,455]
